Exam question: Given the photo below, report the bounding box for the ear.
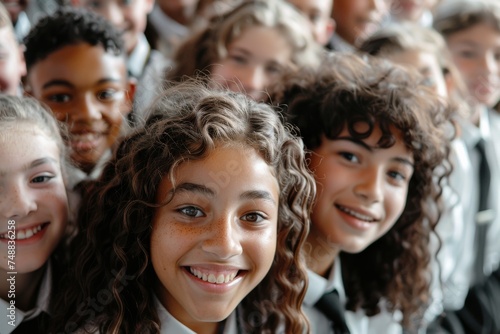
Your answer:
[444,70,455,96]
[122,77,137,116]
[324,18,336,44]
[18,44,27,78]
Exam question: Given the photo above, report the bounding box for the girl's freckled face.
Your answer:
[150,145,279,331]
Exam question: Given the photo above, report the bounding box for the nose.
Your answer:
[201,213,243,259]
[479,52,499,76]
[0,182,37,220]
[239,67,267,100]
[353,168,384,204]
[73,95,102,122]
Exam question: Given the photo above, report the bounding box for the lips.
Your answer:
[69,132,105,152]
[0,222,48,240]
[336,204,378,223]
[187,266,242,284]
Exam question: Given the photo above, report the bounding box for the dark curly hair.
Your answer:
[49,80,316,334]
[23,6,124,71]
[274,53,454,330]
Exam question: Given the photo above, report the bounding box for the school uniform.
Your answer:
[0,262,52,334]
[127,34,172,125]
[77,296,242,334]
[303,259,403,334]
[155,296,241,334]
[433,108,500,333]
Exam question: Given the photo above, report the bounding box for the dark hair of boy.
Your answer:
[23,6,125,71]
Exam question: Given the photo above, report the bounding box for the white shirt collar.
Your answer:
[330,34,356,52]
[127,34,151,79]
[155,295,240,334]
[149,5,189,41]
[303,258,345,307]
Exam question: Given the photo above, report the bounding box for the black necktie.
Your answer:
[474,138,494,283]
[12,311,50,334]
[315,290,351,334]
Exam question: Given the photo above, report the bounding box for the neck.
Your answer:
[185,320,222,334]
[1,265,46,311]
[304,226,340,278]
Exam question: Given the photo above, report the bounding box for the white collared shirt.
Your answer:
[303,260,403,334]
[149,5,190,58]
[0,262,52,334]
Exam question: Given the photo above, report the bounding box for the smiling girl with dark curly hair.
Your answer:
[49,80,316,334]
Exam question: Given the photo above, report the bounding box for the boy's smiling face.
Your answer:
[26,42,133,174]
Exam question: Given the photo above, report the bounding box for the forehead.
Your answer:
[228,26,293,62]
[0,26,17,48]
[28,43,127,89]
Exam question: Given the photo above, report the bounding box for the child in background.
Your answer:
[286,0,336,47]
[0,94,70,334]
[147,0,198,58]
[49,81,315,333]
[23,7,134,184]
[167,0,323,103]
[72,0,170,121]
[359,22,476,326]
[0,2,26,96]
[389,0,440,27]
[275,53,454,333]
[431,1,500,332]
[328,0,391,52]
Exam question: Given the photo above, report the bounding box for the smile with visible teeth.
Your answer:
[188,267,239,284]
[71,133,104,142]
[0,223,47,240]
[337,205,376,222]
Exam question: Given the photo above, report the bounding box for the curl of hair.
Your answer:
[23,6,125,70]
[50,80,315,334]
[275,53,455,330]
[166,0,322,83]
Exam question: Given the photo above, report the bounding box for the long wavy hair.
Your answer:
[166,0,322,84]
[274,53,454,330]
[50,80,315,333]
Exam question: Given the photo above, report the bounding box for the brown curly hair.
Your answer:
[273,53,454,330]
[49,80,315,333]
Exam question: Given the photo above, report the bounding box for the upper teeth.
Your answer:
[0,225,43,240]
[71,133,101,142]
[189,267,238,284]
[339,206,374,222]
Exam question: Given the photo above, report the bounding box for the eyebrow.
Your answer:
[0,157,58,177]
[335,137,415,168]
[172,183,277,205]
[42,77,123,90]
[240,190,277,206]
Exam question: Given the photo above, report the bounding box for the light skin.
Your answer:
[333,0,392,47]
[391,0,438,23]
[210,26,293,102]
[151,145,279,334]
[1,0,29,24]
[385,49,448,98]
[26,42,134,175]
[305,125,414,277]
[72,0,154,54]
[0,124,68,310]
[286,0,336,46]
[0,25,26,96]
[445,22,500,119]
